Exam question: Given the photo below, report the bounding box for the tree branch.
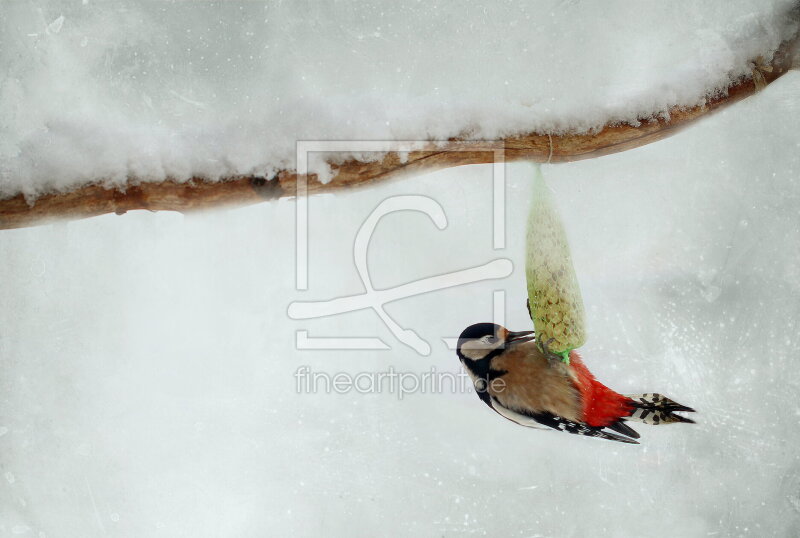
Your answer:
[1,39,796,230]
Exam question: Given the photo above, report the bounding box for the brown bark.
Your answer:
[0,40,795,230]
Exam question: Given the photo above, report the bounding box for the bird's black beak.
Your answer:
[505,330,536,346]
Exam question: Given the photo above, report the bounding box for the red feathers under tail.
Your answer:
[568,351,635,428]
[568,351,696,431]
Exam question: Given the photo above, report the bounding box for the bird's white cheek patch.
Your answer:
[460,340,500,360]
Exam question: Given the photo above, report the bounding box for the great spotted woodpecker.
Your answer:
[456,323,695,444]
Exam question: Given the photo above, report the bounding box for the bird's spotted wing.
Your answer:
[524,409,639,444]
[496,401,639,444]
[525,165,586,355]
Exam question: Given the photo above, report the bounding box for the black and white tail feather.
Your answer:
[625,393,696,425]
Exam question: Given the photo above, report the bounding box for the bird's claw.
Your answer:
[537,336,570,364]
[538,336,558,359]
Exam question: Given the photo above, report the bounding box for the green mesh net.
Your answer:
[525,165,586,356]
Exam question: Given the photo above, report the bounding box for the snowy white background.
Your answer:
[2,1,800,537]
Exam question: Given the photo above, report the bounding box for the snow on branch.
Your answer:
[0,36,797,230]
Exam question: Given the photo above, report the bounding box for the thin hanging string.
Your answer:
[547,134,554,164]
[751,56,773,91]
